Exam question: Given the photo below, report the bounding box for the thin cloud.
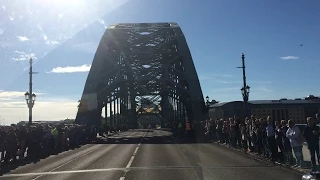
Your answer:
[208,86,273,94]
[0,90,44,101]
[17,36,29,42]
[12,51,37,61]
[211,87,240,93]
[0,99,77,124]
[198,74,233,81]
[0,94,119,124]
[199,74,272,84]
[213,80,272,84]
[256,87,272,92]
[280,56,299,60]
[73,42,98,53]
[46,40,59,46]
[47,64,91,73]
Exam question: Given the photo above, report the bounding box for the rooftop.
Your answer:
[210,99,320,108]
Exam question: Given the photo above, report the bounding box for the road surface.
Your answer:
[0,130,302,180]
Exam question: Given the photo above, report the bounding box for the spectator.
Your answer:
[259,118,269,158]
[233,115,241,148]
[303,117,320,170]
[224,120,230,144]
[316,113,320,124]
[281,120,293,165]
[4,126,18,163]
[275,120,284,163]
[286,120,304,168]
[229,124,237,148]
[241,123,248,152]
[266,116,277,161]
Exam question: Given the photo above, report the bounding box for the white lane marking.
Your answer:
[30,145,102,180]
[125,132,146,169]
[1,168,123,177]
[125,156,135,168]
[121,132,147,180]
[0,165,276,178]
[133,147,139,155]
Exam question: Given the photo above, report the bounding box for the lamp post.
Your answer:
[206,96,210,119]
[24,92,36,125]
[24,58,37,125]
[237,53,250,117]
[241,86,250,117]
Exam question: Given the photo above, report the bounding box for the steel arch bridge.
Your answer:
[75,22,206,128]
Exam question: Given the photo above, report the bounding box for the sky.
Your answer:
[0,0,319,124]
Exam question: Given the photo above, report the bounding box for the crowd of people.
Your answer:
[0,124,98,165]
[194,115,320,170]
[1,116,319,171]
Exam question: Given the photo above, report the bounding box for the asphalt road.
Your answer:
[0,130,302,180]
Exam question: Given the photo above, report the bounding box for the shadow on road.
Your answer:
[0,157,40,176]
[0,130,208,176]
[0,147,81,176]
[93,134,211,145]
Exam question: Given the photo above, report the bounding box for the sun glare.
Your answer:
[55,0,79,6]
[34,0,85,10]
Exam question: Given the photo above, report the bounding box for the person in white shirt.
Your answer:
[286,120,304,168]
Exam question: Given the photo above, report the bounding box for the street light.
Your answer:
[237,53,250,117]
[24,92,30,101]
[24,92,36,107]
[25,57,38,125]
[206,96,210,119]
[241,86,250,102]
[24,91,36,124]
[32,93,36,102]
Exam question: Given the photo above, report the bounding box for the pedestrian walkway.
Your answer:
[214,142,312,174]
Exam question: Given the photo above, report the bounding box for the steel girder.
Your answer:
[75,22,205,126]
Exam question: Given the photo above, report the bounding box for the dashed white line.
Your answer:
[125,156,135,168]
[120,132,147,180]
[133,147,139,155]
[125,132,146,168]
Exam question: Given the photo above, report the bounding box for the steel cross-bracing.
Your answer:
[75,22,205,128]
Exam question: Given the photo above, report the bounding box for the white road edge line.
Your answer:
[121,132,147,180]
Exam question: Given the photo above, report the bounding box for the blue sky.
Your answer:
[0,0,319,124]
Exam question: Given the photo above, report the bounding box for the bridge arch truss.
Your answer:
[76,22,206,128]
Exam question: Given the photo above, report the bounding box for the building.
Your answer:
[17,119,75,126]
[209,95,320,124]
